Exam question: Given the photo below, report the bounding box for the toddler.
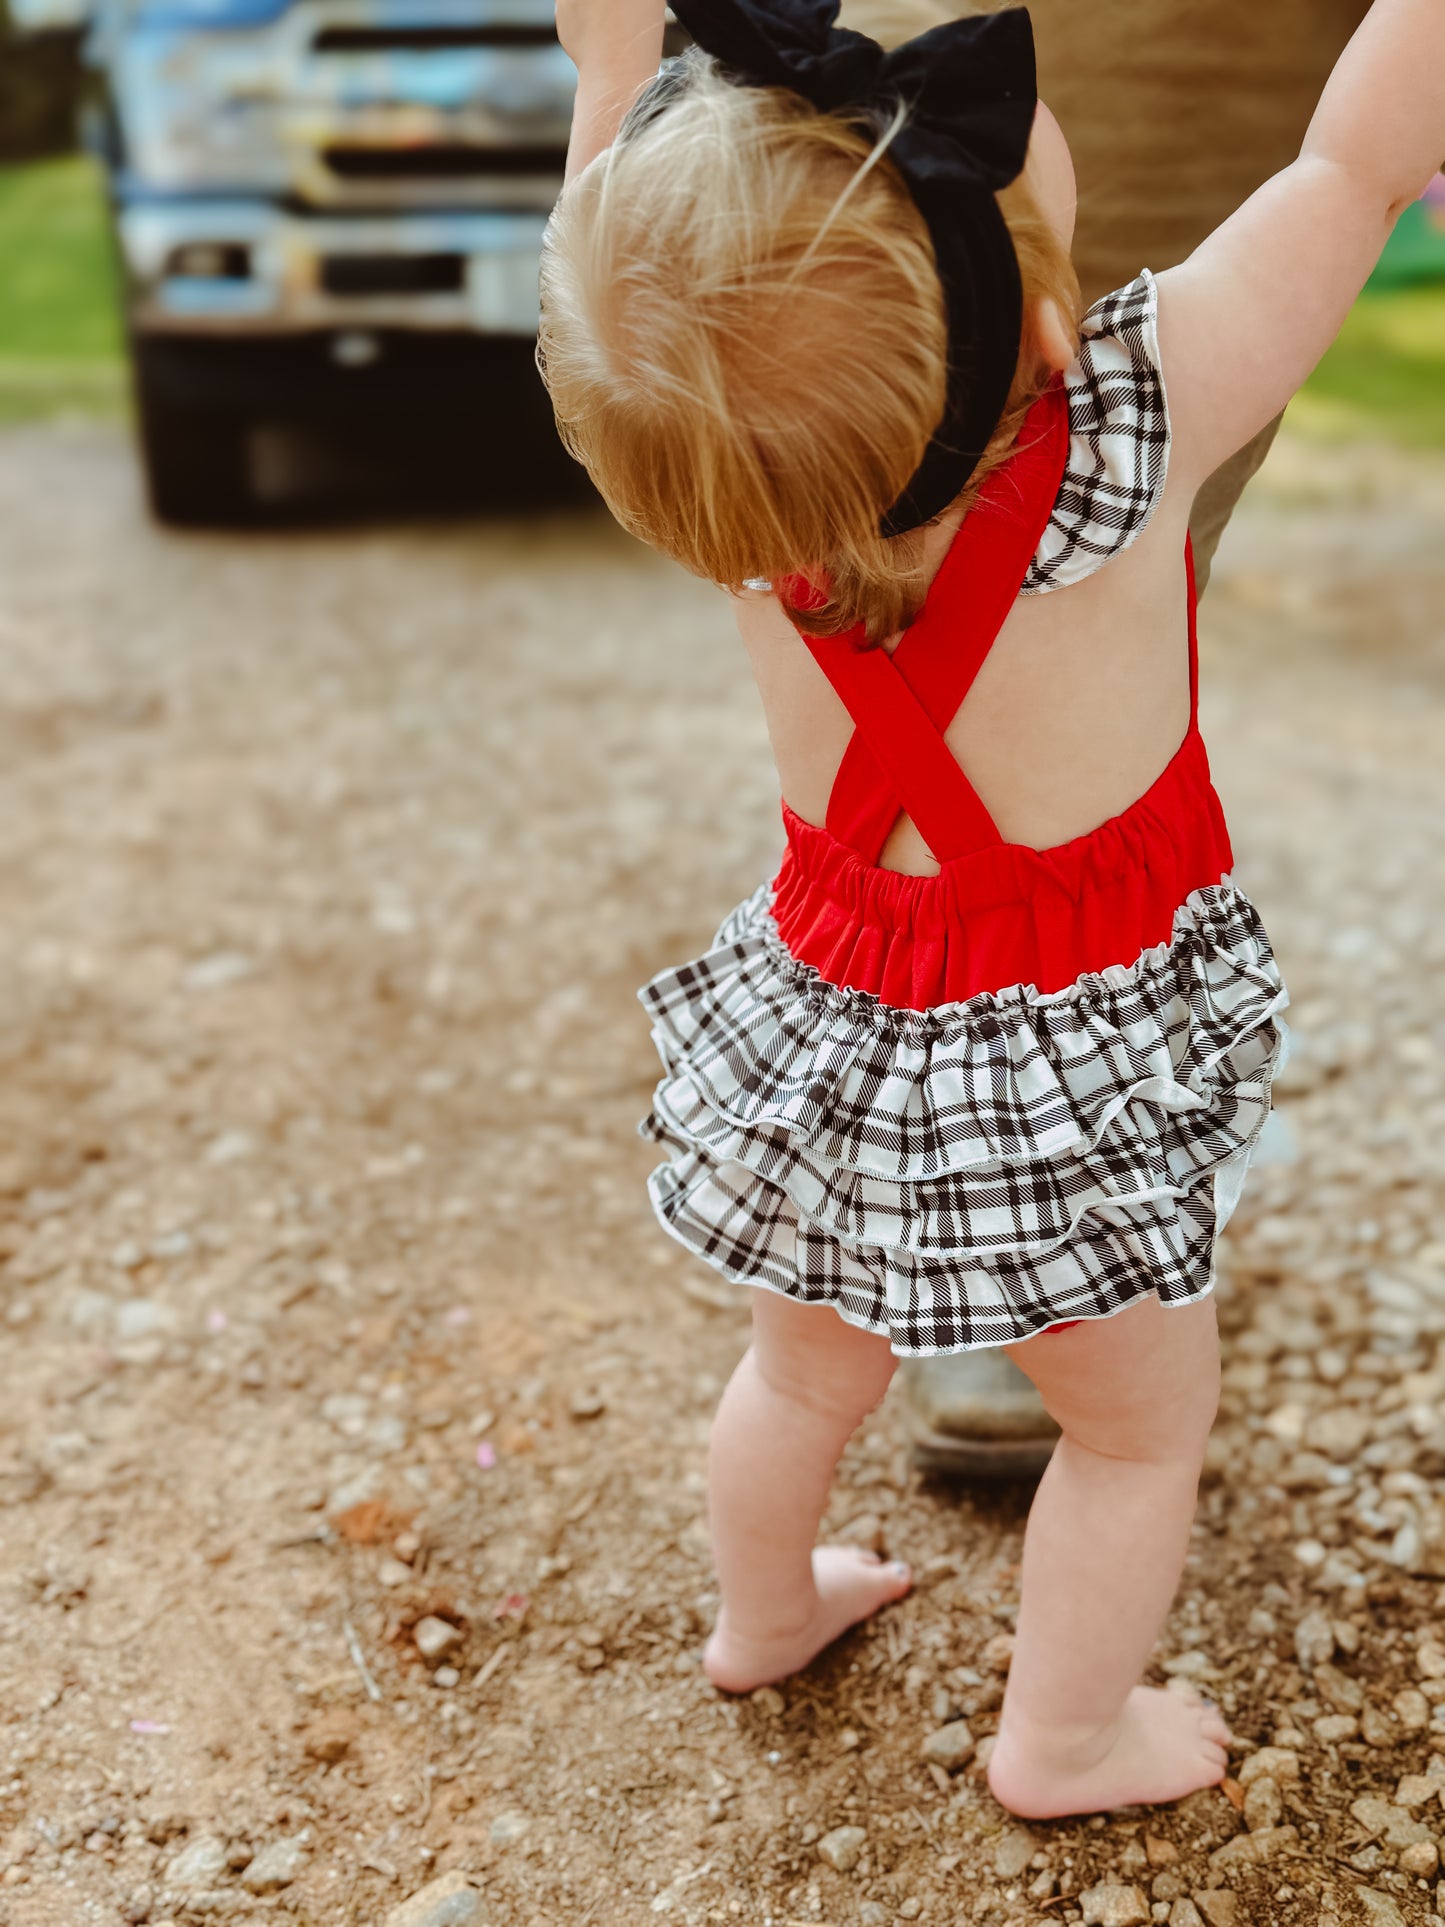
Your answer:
[541,0,1445,1817]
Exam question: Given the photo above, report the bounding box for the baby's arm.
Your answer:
[557,0,667,182]
[1157,0,1445,488]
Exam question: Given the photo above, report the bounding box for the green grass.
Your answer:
[0,154,125,421]
[0,151,1442,444]
[1288,284,1445,450]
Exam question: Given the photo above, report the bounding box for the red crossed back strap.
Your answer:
[797,382,1071,866]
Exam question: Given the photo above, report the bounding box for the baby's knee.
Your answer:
[751,1327,895,1431]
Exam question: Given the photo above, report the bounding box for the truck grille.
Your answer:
[320,253,466,295]
[321,144,562,181]
[311,23,557,51]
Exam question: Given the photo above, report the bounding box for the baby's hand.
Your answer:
[556,0,667,77]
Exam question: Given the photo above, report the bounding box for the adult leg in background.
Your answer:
[703,1289,911,1693]
[899,0,1371,1475]
[986,1295,1229,1819]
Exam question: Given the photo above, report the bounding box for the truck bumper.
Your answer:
[118,197,551,338]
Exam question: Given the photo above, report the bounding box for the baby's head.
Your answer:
[540,2,1080,639]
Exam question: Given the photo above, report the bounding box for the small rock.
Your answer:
[1193,1893,1239,1927]
[1153,1871,1187,1903]
[750,1686,784,1717]
[433,1666,460,1689]
[122,1886,155,1925]
[993,1827,1036,1878]
[302,1710,356,1766]
[859,1906,888,1927]
[1360,1702,1396,1748]
[116,1299,178,1342]
[1393,1687,1430,1732]
[1145,1836,1179,1867]
[383,1870,484,1927]
[1314,1714,1360,1744]
[1305,1407,1371,1460]
[568,1389,606,1421]
[1208,1825,1299,1872]
[817,1825,867,1874]
[1237,1747,1300,1789]
[837,1513,886,1554]
[184,950,254,990]
[1316,1663,1366,1713]
[1394,1772,1443,1807]
[413,1617,461,1663]
[1357,1893,1409,1927]
[241,1835,308,1894]
[1243,1777,1282,1832]
[164,1836,227,1890]
[1079,1882,1150,1926]
[1399,1841,1440,1878]
[920,1720,975,1772]
[1293,1608,1336,1670]
[488,1812,529,1848]
[378,1557,413,1588]
[1349,1795,1434,1851]
[1418,1638,1445,1681]
[1169,1905,1204,1927]
[981,1632,1015,1674]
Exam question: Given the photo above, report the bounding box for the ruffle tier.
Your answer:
[639,882,1288,1353]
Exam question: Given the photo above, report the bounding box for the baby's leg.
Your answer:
[987,1295,1231,1819]
[703,1290,911,1693]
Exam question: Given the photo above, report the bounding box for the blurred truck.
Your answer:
[77,0,581,521]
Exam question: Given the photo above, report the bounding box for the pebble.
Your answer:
[920,1720,975,1772]
[1348,1796,1434,1852]
[378,1557,413,1588]
[1316,1663,1366,1712]
[1418,1638,1445,1680]
[413,1617,461,1663]
[981,1632,1015,1674]
[1237,1747,1300,1789]
[1305,1407,1371,1459]
[568,1389,606,1421]
[164,1836,227,1889]
[1079,1882,1149,1926]
[1394,1771,1444,1807]
[383,1870,484,1927]
[1208,1825,1299,1872]
[1243,1777,1282,1832]
[433,1667,460,1690]
[1393,1687,1430,1732]
[816,1825,866,1873]
[1399,1841,1440,1878]
[1357,1893,1409,1927]
[836,1513,886,1554]
[1361,1702,1397,1747]
[993,1827,1036,1878]
[1315,1714,1360,1744]
[1193,1896,1238,1927]
[488,1812,529,1848]
[1293,1608,1336,1669]
[240,1834,308,1894]
[1168,1905,1204,1927]
[858,1906,888,1927]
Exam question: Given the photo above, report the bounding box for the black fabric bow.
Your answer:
[668,0,1038,534]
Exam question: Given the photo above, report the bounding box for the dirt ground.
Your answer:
[1,418,1444,1927]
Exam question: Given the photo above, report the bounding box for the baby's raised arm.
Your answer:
[557,0,668,181]
[1158,0,1445,488]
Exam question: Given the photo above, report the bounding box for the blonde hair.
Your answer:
[539,20,1079,641]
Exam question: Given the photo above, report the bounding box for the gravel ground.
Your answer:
[0,419,1443,1927]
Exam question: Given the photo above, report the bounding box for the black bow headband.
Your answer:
[667,0,1037,534]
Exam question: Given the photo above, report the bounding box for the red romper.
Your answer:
[640,274,1288,1352]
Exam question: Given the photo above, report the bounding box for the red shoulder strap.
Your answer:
[804,383,1071,865]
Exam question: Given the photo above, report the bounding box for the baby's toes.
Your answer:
[1200,1708,1232,1747]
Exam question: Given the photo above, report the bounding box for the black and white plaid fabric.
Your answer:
[1019,271,1170,596]
[639,883,1287,1353]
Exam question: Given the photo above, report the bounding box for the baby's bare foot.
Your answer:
[703,1547,912,1694]
[987,1686,1231,1819]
